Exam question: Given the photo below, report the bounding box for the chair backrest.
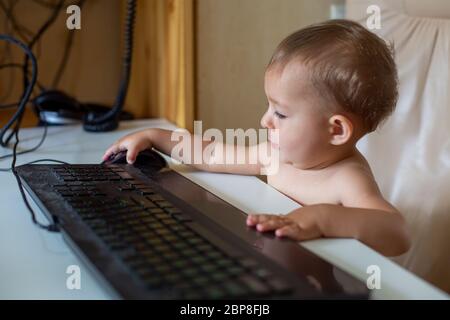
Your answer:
[346,0,450,293]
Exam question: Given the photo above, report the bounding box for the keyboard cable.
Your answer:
[0,34,60,232]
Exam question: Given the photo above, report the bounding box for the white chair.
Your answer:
[346,0,450,293]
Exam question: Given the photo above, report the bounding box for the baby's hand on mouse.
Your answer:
[246,206,324,241]
[103,130,153,164]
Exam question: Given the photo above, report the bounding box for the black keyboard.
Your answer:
[16,162,369,299]
[43,165,293,299]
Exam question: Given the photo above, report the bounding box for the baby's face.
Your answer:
[261,61,333,169]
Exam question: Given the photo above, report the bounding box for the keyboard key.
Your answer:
[172,213,193,222]
[182,268,199,277]
[148,222,164,229]
[165,207,182,215]
[191,255,208,264]
[155,265,172,274]
[255,268,273,279]
[192,276,209,286]
[147,194,165,202]
[211,271,227,281]
[143,276,164,289]
[172,242,188,250]
[132,196,157,208]
[161,234,177,242]
[204,286,227,299]
[140,189,155,195]
[182,291,203,300]
[147,238,163,246]
[162,252,181,261]
[117,171,134,180]
[145,256,164,265]
[148,208,165,214]
[267,278,292,294]
[154,244,171,253]
[154,212,171,220]
[226,266,245,277]
[163,273,183,284]
[156,201,173,208]
[240,258,259,268]
[224,280,249,297]
[155,228,170,236]
[141,216,157,224]
[173,259,190,269]
[216,258,234,267]
[239,275,271,296]
[186,237,203,245]
[200,263,217,273]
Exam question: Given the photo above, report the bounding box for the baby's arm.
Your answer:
[103,128,264,175]
[248,167,411,257]
[319,167,411,256]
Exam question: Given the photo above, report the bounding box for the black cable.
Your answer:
[0,120,48,161]
[0,61,47,110]
[0,0,33,43]
[0,63,46,91]
[86,0,136,125]
[0,34,59,232]
[0,0,83,113]
[0,2,16,102]
[11,129,60,232]
[0,36,36,146]
[1,0,80,98]
[0,98,36,110]
[0,158,68,172]
[0,0,76,161]
[1,0,63,147]
[21,0,64,90]
[0,62,21,70]
[0,62,16,103]
[0,1,46,61]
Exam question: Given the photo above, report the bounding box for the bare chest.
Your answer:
[267,165,340,206]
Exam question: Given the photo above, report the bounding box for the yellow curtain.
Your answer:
[125,0,195,132]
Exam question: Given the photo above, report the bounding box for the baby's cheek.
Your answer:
[284,141,313,164]
[283,137,303,154]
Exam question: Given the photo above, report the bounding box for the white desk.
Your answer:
[0,119,447,299]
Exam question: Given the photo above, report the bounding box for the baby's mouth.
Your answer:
[270,141,279,149]
[268,137,280,149]
[268,131,280,148]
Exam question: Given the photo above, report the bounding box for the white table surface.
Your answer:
[0,118,447,300]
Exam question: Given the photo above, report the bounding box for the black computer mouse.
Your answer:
[103,149,168,170]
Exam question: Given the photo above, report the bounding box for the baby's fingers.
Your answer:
[246,214,274,226]
[125,145,141,164]
[255,218,291,232]
[103,144,124,161]
[275,224,320,241]
[275,224,305,241]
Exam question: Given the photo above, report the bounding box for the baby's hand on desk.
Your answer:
[246,206,324,241]
[103,129,153,164]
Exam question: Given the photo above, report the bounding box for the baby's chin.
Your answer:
[281,154,319,170]
[271,146,323,170]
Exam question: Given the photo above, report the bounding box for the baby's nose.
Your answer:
[260,112,274,129]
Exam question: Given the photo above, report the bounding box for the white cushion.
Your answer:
[346,0,450,293]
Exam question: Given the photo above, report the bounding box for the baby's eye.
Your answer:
[274,111,286,119]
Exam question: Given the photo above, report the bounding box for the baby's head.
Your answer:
[261,19,398,169]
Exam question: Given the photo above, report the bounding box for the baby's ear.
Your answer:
[328,114,353,146]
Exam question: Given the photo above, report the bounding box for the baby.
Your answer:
[103,20,410,257]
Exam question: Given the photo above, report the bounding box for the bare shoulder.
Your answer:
[331,152,398,213]
[331,152,377,191]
